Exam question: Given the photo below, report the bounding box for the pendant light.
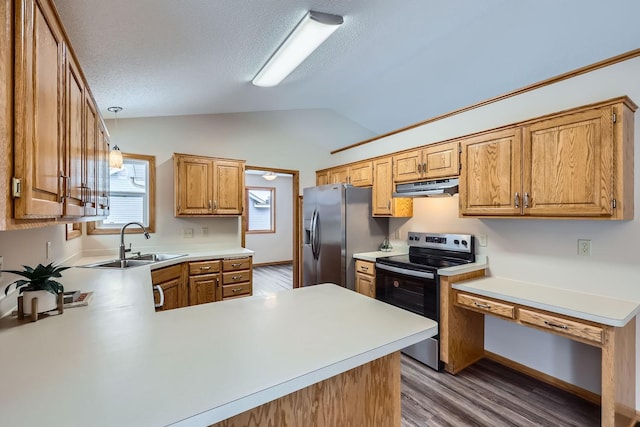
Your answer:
[107,106,123,169]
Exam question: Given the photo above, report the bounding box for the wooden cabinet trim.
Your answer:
[455,292,515,319]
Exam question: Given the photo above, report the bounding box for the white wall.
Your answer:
[244,173,293,265]
[330,57,640,400]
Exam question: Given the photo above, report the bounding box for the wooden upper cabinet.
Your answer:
[393,141,459,183]
[96,120,110,217]
[174,153,245,216]
[83,95,98,216]
[348,161,373,187]
[213,159,244,215]
[459,128,522,216]
[316,171,329,186]
[13,0,65,219]
[460,98,635,219]
[63,52,85,218]
[522,108,613,217]
[372,157,412,217]
[329,166,349,185]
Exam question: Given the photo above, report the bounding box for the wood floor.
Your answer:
[252,263,293,297]
[252,264,602,426]
[401,354,600,427]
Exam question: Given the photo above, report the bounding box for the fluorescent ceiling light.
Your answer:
[252,11,343,87]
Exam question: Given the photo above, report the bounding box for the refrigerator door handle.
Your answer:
[311,209,320,260]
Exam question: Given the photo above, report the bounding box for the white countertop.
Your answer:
[0,261,437,426]
[353,249,408,262]
[452,276,640,327]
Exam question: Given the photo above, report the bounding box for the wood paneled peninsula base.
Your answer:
[449,276,639,427]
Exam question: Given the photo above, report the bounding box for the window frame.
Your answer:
[87,152,156,235]
[245,186,276,234]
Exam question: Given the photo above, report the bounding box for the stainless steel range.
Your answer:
[375,232,475,370]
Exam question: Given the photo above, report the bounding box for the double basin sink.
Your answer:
[83,253,187,269]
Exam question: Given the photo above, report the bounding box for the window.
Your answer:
[245,187,275,233]
[87,153,156,235]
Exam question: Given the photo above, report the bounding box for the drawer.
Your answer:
[518,308,603,345]
[456,292,515,319]
[355,260,375,276]
[223,270,251,285]
[189,260,221,275]
[222,257,252,271]
[151,264,182,284]
[222,282,252,298]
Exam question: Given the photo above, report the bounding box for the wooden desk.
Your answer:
[448,277,638,427]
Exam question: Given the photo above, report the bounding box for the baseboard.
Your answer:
[484,351,601,406]
[253,260,293,268]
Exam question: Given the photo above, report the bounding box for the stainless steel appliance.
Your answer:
[303,184,388,290]
[375,232,475,370]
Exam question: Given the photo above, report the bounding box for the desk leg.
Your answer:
[601,317,636,427]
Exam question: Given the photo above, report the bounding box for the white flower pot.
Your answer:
[22,290,58,314]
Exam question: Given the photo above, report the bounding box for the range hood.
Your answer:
[393,178,459,197]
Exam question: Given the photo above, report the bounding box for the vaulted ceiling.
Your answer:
[54,0,640,143]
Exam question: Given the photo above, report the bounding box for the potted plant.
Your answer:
[3,263,71,315]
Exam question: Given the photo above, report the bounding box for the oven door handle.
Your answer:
[375,263,435,280]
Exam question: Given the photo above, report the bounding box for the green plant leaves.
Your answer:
[2,263,70,296]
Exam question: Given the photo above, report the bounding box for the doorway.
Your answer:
[243,166,300,289]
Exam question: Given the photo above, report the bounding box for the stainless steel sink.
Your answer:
[130,253,186,262]
[82,253,186,269]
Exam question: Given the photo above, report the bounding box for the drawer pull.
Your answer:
[231,263,242,267]
[474,302,491,309]
[232,275,242,280]
[361,266,368,271]
[231,287,243,293]
[544,320,569,330]
[200,266,211,270]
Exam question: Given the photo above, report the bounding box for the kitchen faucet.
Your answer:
[119,222,151,268]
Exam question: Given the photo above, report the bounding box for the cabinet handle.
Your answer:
[231,263,242,267]
[544,320,569,330]
[231,275,242,280]
[208,200,213,210]
[154,285,165,308]
[473,302,491,309]
[59,171,70,201]
[361,266,368,271]
[514,192,520,208]
[422,162,427,174]
[214,200,218,210]
[231,287,243,293]
[524,192,530,208]
[417,163,422,173]
[200,266,211,270]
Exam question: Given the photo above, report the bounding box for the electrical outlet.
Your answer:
[202,227,208,237]
[394,229,400,239]
[578,239,591,256]
[183,228,194,238]
[46,241,52,260]
[0,256,3,279]
[478,234,488,247]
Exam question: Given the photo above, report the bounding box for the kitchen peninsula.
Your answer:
[0,260,436,426]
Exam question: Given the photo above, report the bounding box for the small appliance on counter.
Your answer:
[375,232,475,371]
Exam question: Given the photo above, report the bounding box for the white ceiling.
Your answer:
[53,0,640,139]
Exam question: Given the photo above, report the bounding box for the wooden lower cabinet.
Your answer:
[151,264,188,311]
[188,260,221,306]
[355,260,376,298]
[221,257,253,300]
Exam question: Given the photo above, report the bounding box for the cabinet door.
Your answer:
[83,95,98,216]
[349,161,373,187]
[63,53,85,217]
[96,120,110,217]
[372,157,393,215]
[175,155,213,215]
[329,166,349,184]
[154,278,181,311]
[355,273,375,298]
[13,0,65,218]
[213,159,244,214]
[459,128,522,216]
[316,171,329,186]
[393,149,423,183]
[522,107,614,217]
[423,141,459,179]
[189,273,220,305]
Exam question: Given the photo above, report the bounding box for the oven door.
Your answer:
[375,262,442,370]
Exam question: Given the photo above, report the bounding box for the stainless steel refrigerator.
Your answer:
[303,184,388,290]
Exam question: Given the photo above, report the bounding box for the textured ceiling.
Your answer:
[53,0,640,140]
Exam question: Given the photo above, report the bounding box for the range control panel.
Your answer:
[407,232,474,253]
